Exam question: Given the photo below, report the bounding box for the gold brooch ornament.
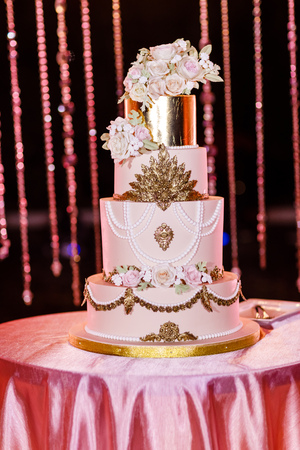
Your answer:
[154,223,174,251]
[140,321,198,342]
[114,145,208,210]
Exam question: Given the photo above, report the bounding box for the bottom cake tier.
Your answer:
[83,271,243,343]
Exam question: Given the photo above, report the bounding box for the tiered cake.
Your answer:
[69,39,260,357]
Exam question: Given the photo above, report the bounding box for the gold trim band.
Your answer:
[84,282,241,315]
[69,319,262,358]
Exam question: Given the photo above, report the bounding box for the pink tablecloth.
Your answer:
[0,311,300,450]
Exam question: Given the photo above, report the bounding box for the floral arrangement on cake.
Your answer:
[118,38,223,111]
[101,110,158,163]
[103,261,223,294]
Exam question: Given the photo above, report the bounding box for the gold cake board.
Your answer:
[69,318,262,358]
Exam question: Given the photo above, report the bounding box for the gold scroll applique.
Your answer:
[140,321,198,342]
[114,145,208,211]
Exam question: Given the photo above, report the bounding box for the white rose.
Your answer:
[151,264,176,288]
[177,56,203,81]
[165,73,186,96]
[147,60,169,77]
[108,132,130,161]
[150,43,177,61]
[148,77,166,100]
[129,83,147,102]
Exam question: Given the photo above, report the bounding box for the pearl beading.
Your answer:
[165,145,199,150]
[105,200,222,267]
[105,202,155,239]
[127,202,203,266]
[173,200,222,235]
[88,280,241,307]
[84,321,243,343]
[87,283,124,305]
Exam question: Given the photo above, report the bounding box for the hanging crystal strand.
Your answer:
[0,113,11,260]
[112,0,124,116]
[199,0,218,195]
[34,0,62,277]
[287,0,300,292]
[55,0,81,305]
[220,0,240,274]
[79,0,102,273]
[5,0,33,304]
[253,0,267,269]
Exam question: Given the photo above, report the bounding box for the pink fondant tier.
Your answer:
[85,272,241,342]
[114,146,208,196]
[100,196,224,274]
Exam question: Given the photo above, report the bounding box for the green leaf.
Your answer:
[137,282,150,291]
[205,73,223,82]
[188,46,198,58]
[200,44,212,55]
[143,139,159,150]
[117,93,127,104]
[196,262,207,272]
[128,110,144,126]
[175,284,190,294]
[116,265,127,273]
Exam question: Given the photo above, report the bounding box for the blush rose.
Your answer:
[148,77,166,100]
[184,265,203,287]
[122,270,141,287]
[165,73,186,96]
[107,132,130,161]
[150,43,177,61]
[130,83,147,102]
[151,264,176,288]
[134,125,151,141]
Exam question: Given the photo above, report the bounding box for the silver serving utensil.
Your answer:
[255,305,272,319]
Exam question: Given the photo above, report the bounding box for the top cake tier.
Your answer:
[124,95,196,147]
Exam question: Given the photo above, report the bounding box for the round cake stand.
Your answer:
[69,318,262,358]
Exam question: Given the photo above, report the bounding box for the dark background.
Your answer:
[0,0,300,324]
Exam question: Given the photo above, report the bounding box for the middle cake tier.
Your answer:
[100,196,224,274]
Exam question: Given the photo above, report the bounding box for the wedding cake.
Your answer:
[69,39,260,357]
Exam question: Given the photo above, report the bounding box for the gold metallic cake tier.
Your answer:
[69,318,262,358]
[124,95,196,147]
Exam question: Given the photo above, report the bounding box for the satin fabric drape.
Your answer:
[0,311,300,450]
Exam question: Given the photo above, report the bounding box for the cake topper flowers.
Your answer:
[101,110,159,163]
[118,38,223,111]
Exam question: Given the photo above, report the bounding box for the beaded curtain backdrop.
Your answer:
[0,0,299,322]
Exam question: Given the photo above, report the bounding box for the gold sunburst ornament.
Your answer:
[114,145,208,210]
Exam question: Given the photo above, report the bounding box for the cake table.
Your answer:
[0,310,300,450]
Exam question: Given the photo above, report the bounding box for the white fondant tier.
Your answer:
[100,196,224,274]
[114,146,208,196]
[85,272,241,341]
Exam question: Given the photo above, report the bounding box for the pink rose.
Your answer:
[124,75,133,91]
[147,60,169,77]
[122,270,141,287]
[148,77,166,100]
[134,125,151,141]
[177,56,203,81]
[165,73,186,96]
[150,43,177,61]
[128,65,143,79]
[184,265,203,287]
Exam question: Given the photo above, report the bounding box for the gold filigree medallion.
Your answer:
[140,321,198,342]
[114,145,208,210]
[154,223,174,251]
